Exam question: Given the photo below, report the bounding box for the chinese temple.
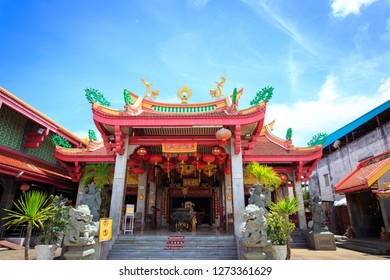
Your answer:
[54,77,323,241]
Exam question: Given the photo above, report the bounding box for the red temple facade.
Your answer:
[54,82,323,240]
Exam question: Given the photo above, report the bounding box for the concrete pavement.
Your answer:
[0,246,389,260]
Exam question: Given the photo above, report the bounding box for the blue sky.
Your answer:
[1,0,389,147]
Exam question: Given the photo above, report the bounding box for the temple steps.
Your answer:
[291,229,308,248]
[107,234,238,260]
[335,236,390,255]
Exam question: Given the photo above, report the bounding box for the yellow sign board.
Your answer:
[99,218,112,242]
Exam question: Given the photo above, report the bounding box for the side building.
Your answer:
[0,87,86,238]
[308,100,390,237]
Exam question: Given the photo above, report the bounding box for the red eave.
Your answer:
[0,146,76,189]
[55,146,115,163]
[334,151,390,194]
[91,102,266,127]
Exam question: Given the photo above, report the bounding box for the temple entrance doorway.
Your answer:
[171,197,212,226]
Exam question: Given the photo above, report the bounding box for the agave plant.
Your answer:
[246,162,281,191]
[268,197,300,260]
[2,191,56,260]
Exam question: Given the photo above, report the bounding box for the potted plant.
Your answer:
[265,211,295,260]
[268,197,300,260]
[80,163,114,219]
[1,190,56,260]
[35,195,70,260]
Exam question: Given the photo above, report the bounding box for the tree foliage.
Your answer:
[246,162,281,191]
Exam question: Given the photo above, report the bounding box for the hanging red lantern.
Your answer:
[19,183,30,192]
[136,147,148,159]
[128,158,138,168]
[224,167,231,175]
[150,154,163,177]
[212,146,222,156]
[202,154,215,166]
[215,128,232,146]
[133,167,145,175]
[280,173,288,184]
[177,154,188,163]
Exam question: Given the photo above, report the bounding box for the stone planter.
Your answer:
[35,244,57,260]
[272,245,287,260]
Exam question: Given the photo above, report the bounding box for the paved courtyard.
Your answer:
[0,246,389,260]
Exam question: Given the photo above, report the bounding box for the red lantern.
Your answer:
[197,162,206,170]
[215,128,232,146]
[202,154,215,165]
[150,154,163,165]
[212,146,222,156]
[280,173,288,184]
[150,154,163,177]
[177,154,188,162]
[128,158,138,168]
[133,167,145,175]
[136,147,148,159]
[19,183,30,192]
[224,167,231,175]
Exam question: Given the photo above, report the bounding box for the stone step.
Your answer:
[107,234,238,260]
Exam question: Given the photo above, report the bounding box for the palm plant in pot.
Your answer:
[35,195,70,260]
[2,190,56,260]
[80,163,114,219]
[246,162,281,191]
[268,197,300,260]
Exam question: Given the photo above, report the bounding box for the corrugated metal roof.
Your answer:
[323,99,390,148]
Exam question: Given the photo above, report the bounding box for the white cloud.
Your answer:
[379,75,390,99]
[241,0,315,54]
[265,74,389,147]
[330,0,378,18]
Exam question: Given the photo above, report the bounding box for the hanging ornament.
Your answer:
[136,147,148,159]
[215,127,232,146]
[150,154,163,176]
[19,183,30,192]
[212,146,222,156]
[133,167,145,175]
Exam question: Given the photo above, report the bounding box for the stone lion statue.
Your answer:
[64,205,98,246]
[241,204,271,247]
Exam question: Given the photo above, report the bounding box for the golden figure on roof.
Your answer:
[178,85,192,104]
[141,78,159,100]
[210,75,226,98]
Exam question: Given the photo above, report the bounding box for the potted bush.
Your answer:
[265,212,295,260]
[268,197,300,260]
[2,190,56,260]
[35,195,70,260]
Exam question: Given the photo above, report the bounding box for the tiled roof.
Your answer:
[0,148,71,182]
[335,151,390,194]
[251,135,320,157]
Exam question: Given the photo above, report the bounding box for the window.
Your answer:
[324,174,330,186]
